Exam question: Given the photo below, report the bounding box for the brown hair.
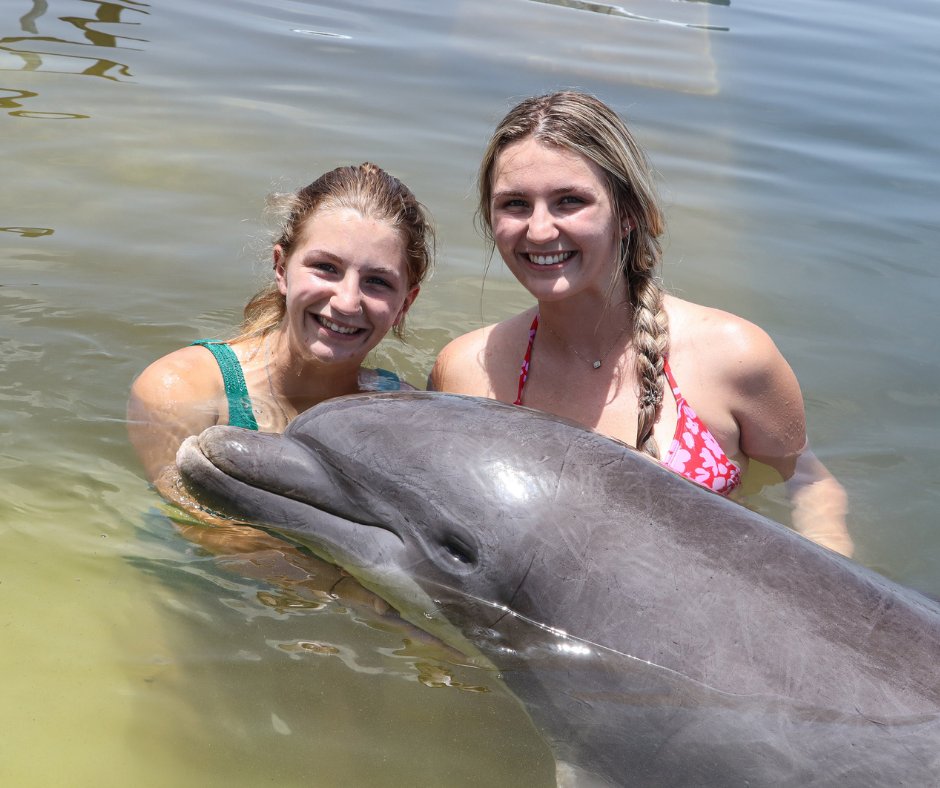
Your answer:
[478,91,669,457]
[235,162,433,342]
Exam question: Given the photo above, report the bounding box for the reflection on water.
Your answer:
[123,513,555,785]
[453,0,724,94]
[1,0,147,118]
[0,225,53,237]
[529,0,731,32]
[292,28,353,40]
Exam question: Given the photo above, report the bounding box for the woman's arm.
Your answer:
[783,446,852,557]
[724,320,853,557]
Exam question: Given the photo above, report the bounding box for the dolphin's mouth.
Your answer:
[176,429,405,562]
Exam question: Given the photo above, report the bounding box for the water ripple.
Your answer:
[292,28,352,40]
[527,0,730,31]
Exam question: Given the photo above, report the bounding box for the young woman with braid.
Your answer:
[430,91,852,557]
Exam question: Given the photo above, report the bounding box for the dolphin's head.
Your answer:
[176,391,651,644]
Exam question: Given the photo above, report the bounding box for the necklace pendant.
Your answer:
[593,360,602,369]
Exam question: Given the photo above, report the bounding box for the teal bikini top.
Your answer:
[191,340,258,430]
[192,340,404,431]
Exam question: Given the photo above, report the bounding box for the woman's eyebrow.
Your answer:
[362,263,403,277]
[300,249,344,264]
[492,185,597,199]
[301,250,402,277]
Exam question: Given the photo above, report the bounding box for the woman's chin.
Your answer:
[305,339,376,367]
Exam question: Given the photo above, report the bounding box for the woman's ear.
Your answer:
[621,216,634,238]
[273,245,288,295]
[394,285,421,326]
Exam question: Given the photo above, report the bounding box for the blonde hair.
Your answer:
[478,91,668,457]
[235,162,434,343]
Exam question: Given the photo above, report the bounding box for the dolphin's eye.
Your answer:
[442,535,476,565]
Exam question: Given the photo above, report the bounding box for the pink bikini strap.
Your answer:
[662,357,681,398]
[514,313,540,406]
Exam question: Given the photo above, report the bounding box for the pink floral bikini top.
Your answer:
[514,314,742,495]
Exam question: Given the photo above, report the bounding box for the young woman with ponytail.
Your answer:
[128,163,434,611]
[430,91,852,556]
[129,162,433,488]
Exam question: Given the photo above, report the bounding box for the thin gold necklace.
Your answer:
[543,320,629,370]
[264,337,293,427]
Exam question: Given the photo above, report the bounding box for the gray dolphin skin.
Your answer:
[176,391,940,787]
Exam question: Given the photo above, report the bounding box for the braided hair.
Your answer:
[478,91,669,457]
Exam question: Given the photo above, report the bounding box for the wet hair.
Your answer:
[235,162,434,342]
[478,91,668,458]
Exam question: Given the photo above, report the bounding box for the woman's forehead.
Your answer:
[495,137,587,168]
[294,208,406,266]
[493,138,606,190]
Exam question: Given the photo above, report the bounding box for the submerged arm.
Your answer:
[782,446,852,557]
[729,322,853,557]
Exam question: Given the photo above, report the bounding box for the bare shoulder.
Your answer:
[129,345,224,412]
[430,324,499,396]
[430,309,537,400]
[127,344,225,481]
[666,295,806,462]
[665,295,789,386]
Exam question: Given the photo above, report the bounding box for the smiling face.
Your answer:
[490,137,627,303]
[274,207,419,365]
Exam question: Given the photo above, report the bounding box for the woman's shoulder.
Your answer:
[663,295,807,468]
[440,308,538,356]
[127,342,232,482]
[130,343,226,407]
[430,309,537,396]
[665,294,800,414]
[666,296,781,370]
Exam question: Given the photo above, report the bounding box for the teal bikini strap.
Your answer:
[372,368,402,390]
[191,340,259,430]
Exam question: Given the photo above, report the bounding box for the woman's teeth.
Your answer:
[527,251,574,266]
[317,315,360,334]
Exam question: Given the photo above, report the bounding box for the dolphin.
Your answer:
[176,391,940,787]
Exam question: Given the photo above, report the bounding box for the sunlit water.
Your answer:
[2,0,938,784]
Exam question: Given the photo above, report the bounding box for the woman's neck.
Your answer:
[537,286,635,363]
[262,332,364,417]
